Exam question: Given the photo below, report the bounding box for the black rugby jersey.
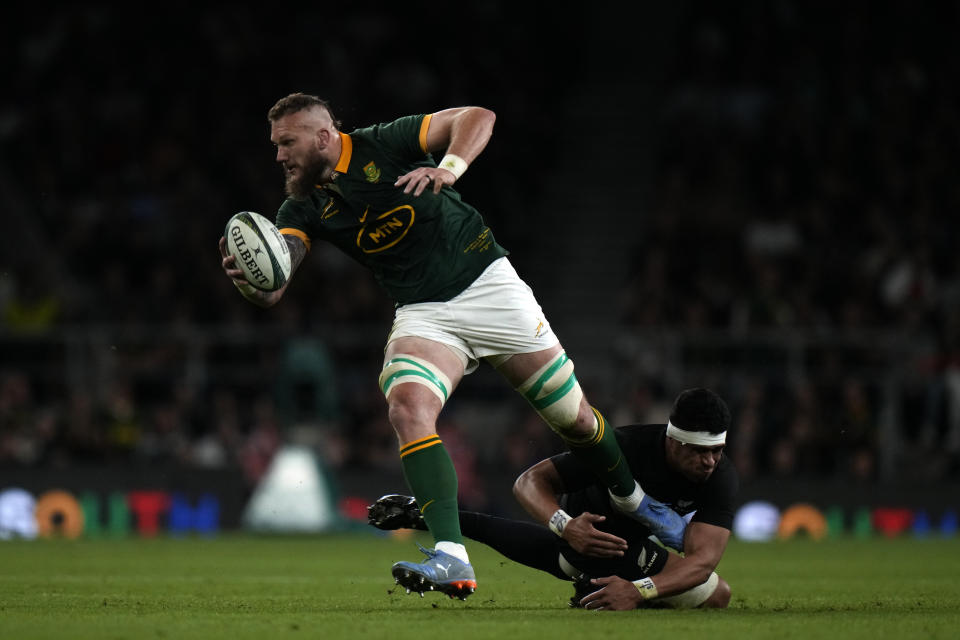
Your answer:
[551,424,738,542]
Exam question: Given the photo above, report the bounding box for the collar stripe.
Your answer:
[334,132,352,174]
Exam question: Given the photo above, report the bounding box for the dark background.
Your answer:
[2,2,960,520]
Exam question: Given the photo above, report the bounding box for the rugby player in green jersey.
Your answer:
[219,93,687,600]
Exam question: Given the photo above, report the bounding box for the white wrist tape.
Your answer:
[633,576,659,600]
[548,509,572,537]
[438,153,468,179]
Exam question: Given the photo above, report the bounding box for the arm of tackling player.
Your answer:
[513,459,628,558]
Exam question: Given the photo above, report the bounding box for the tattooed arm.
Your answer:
[218,234,308,308]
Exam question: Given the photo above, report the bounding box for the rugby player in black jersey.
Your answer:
[370,388,737,609]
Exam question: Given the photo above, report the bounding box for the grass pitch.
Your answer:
[1,531,958,639]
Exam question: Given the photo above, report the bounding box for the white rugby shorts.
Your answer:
[385,257,559,374]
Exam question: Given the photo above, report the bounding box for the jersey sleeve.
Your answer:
[689,459,739,530]
[275,198,315,251]
[370,114,432,160]
[549,452,602,494]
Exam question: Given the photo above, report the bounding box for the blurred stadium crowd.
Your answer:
[616,1,960,488]
[2,3,959,510]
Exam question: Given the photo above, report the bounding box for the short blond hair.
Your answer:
[267,93,341,128]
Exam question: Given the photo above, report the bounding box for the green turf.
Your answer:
[0,531,958,639]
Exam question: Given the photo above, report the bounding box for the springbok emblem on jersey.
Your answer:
[363,161,382,183]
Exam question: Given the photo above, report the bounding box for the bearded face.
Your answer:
[284,144,328,199]
[271,108,338,199]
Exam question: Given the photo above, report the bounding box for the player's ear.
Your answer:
[315,127,330,149]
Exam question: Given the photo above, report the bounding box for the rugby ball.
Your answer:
[224,211,292,291]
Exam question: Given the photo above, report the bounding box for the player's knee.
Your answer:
[386,387,437,422]
[702,577,731,608]
[658,571,722,609]
[383,381,443,442]
[386,394,415,426]
[569,400,598,437]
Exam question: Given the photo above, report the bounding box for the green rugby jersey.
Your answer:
[275,114,509,305]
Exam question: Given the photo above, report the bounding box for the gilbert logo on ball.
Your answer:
[224,211,292,291]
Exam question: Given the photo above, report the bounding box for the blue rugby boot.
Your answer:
[620,494,687,551]
[391,543,477,600]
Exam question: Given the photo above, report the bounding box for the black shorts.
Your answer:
[558,535,669,580]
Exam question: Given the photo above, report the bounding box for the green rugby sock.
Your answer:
[399,435,463,545]
[566,408,636,497]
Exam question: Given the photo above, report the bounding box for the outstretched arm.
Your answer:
[219,234,308,308]
[395,106,496,196]
[643,521,729,597]
[513,459,628,558]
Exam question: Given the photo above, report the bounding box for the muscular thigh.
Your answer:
[384,336,467,382]
[492,345,565,388]
[560,535,669,581]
